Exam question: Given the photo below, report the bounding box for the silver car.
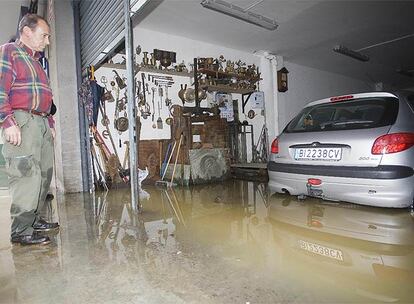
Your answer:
[268,91,414,208]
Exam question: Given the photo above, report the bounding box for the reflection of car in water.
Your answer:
[268,194,414,302]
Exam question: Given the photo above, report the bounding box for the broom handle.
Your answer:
[171,134,183,184]
[161,141,176,181]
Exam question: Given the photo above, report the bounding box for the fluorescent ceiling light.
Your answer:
[333,45,369,62]
[201,0,278,31]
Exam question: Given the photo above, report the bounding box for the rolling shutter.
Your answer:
[78,0,124,69]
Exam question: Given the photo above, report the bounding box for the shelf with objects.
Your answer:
[191,57,269,182]
[101,63,193,78]
[82,47,269,190]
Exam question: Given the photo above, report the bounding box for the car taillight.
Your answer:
[372,132,414,155]
[308,178,322,186]
[271,138,279,154]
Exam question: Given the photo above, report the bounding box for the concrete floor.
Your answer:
[0,180,413,303]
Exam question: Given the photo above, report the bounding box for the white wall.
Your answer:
[95,27,265,163]
[274,61,374,138]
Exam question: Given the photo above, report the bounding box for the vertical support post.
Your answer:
[124,0,140,212]
[73,1,92,193]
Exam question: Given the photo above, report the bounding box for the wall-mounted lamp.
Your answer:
[201,0,278,31]
[333,45,369,62]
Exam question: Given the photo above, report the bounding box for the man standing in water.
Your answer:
[0,14,59,245]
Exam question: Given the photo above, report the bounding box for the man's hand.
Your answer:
[4,125,21,146]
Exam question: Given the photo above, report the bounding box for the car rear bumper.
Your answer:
[268,162,414,179]
[268,162,414,208]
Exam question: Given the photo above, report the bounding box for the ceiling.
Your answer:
[1,1,413,90]
[138,0,414,90]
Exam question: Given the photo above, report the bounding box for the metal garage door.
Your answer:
[78,0,124,69]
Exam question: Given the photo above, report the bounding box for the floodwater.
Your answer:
[0,180,413,303]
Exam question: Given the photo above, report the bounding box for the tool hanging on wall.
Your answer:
[136,80,150,119]
[123,141,130,169]
[148,74,174,82]
[136,80,143,105]
[151,87,156,129]
[139,74,151,119]
[101,76,115,103]
[99,105,122,167]
[113,88,128,133]
[165,103,173,126]
[115,111,129,133]
[154,80,174,87]
[164,85,172,107]
[178,84,187,105]
[114,99,126,132]
[113,70,126,89]
[114,94,121,127]
[100,100,110,126]
[157,87,164,129]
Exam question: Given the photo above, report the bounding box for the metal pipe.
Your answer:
[124,0,140,212]
[356,33,414,52]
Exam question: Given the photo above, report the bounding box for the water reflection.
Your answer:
[268,194,414,303]
[82,183,414,303]
[3,181,413,303]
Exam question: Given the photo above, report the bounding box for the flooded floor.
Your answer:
[0,180,413,303]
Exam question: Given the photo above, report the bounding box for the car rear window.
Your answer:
[285,97,399,133]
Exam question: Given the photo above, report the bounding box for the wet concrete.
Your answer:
[0,181,413,303]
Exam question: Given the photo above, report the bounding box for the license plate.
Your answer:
[294,147,342,161]
[298,240,344,261]
[308,187,323,197]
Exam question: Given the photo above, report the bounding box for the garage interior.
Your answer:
[0,0,413,303]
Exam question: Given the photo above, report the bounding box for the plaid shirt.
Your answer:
[0,40,54,128]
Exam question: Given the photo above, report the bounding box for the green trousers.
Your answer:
[2,111,54,238]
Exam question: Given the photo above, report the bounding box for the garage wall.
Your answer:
[97,26,374,164]
[132,27,264,162]
[276,61,374,134]
[46,4,377,193]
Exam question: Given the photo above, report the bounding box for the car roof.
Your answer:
[306,92,399,107]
